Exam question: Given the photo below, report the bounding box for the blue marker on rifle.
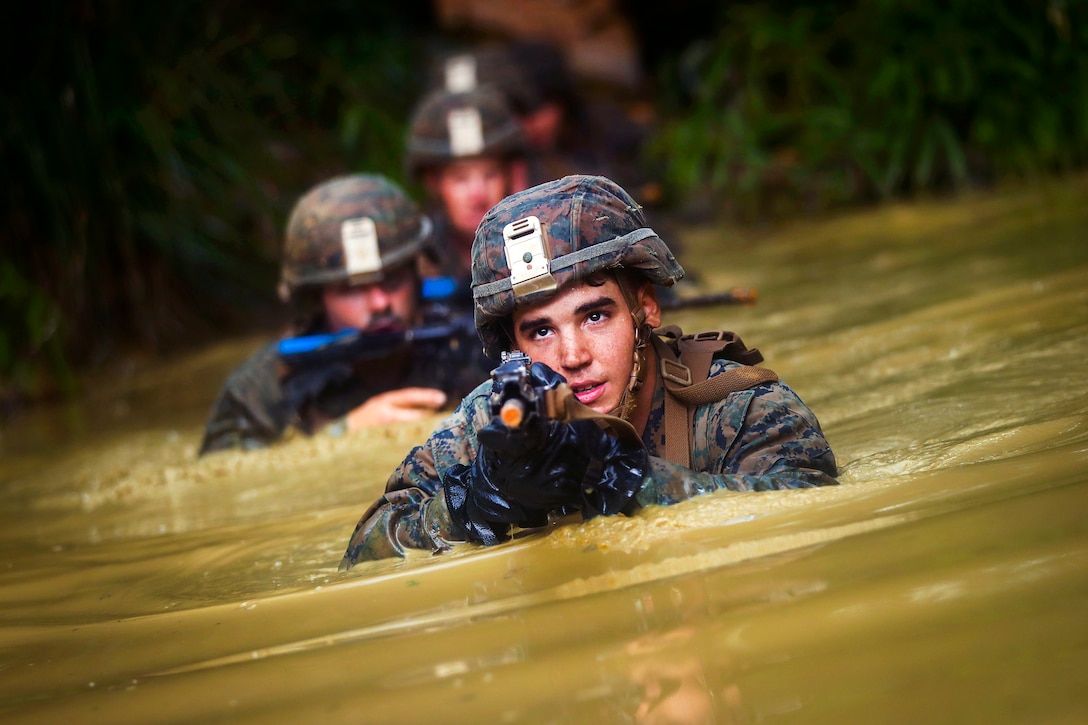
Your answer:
[276,276,478,367]
[277,328,357,357]
[422,276,459,301]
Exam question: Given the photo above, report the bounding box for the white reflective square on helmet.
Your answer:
[504,215,557,297]
[444,55,477,93]
[447,107,484,156]
[341,216,381,276]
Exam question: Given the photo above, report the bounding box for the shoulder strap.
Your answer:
[542,383,645,449]
[652,326,779,468]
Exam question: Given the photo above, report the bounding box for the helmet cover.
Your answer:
[405,86,527,180]
[470,175,684,357]
[279,174,430,297]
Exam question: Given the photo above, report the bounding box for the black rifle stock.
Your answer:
[276,305,487,412]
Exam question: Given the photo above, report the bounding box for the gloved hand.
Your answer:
[281,361,354,414]
[441,362,568,545]
[443,362,649,546]
[570,418,648,518]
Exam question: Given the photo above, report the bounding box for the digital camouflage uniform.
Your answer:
[339,175,837,567]
[199,174,492,456]
[340,354,837,563]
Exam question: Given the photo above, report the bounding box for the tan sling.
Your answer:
[652,326,779,468]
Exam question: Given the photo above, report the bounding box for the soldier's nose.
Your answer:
[559,333,591,370]
[365,286,392,312]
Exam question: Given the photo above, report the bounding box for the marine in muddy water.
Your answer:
[405,84,530,286]
[339,174,837,567]
[198,174,493,456]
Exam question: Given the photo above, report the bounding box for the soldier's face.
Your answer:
[322,266,417,331]
[432,158,510,240]
[511,275,660,414]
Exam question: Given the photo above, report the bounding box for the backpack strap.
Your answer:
[652,326,779,468]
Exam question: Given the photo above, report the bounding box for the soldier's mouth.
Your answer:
[572,382,605,405]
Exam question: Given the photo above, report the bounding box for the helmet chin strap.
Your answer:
[609,277,651,422]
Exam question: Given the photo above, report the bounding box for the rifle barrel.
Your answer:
[659,287,758,310]
[277,315,479,368]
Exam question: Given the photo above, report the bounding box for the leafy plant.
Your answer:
[652,0,1088,218]
[0,2,429,407]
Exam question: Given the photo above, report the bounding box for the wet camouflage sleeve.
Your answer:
[635,359,837,507]
[199,319,494,458]
[338,381,493,566]
[199,342,292,455]
[339,359,837,566]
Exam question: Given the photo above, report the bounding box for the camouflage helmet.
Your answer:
[405,86,527,181]
[470,175,685,358]
[279,174,431,298]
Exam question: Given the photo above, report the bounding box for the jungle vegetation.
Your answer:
[2,0,1085,412]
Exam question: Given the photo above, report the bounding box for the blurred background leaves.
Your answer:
[652,0,1087,218]
[1,1,431,411]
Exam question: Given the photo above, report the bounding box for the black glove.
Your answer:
[443,363,649,545]
[281,361,354,415]
[570,419,648,518]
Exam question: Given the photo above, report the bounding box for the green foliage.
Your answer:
[0,261,74,406]
[1,2,429,405]
[652,0,1088,218]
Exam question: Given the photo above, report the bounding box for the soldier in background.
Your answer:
[199,174,492,455]
[426,40,686,288]
[507,39,656,193]
[427,41,653,191]
[404,85,530,286]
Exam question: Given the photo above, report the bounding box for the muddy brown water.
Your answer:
[2,177,1086,723]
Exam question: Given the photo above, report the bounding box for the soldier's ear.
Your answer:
[637,282,661,329]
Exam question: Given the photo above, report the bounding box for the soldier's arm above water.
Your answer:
[338,363,836,568]
[337,173,837,569]
[199,342,293,455]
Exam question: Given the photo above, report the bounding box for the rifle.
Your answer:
[277,315,479,369]
[487,351,548,429]
[277,276,476,368]
[276,277,490,406]
[486,350,643,446]
[658,287,757,311]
